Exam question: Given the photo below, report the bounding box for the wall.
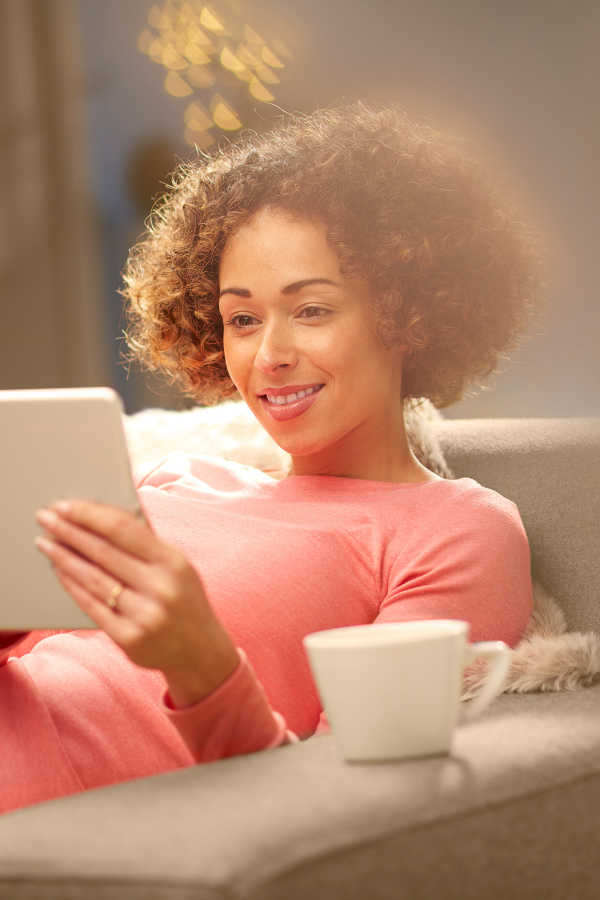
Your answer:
[76,0,600,415]
[0,0,108,392]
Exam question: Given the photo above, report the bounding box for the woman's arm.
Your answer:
[159,647,299,761]
[376,486,533,648]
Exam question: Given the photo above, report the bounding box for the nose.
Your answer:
[253,318,298,375]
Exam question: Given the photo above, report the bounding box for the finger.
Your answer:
[43,538,162,643]
[35,535,144,618]
[56,570,170,669]
[35,508,154,595]
[35,512,196,623]
[54,567,141,646]
[53,564,118,631]
[49,500,165,564]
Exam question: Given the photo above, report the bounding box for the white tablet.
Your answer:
[0,387,143,629]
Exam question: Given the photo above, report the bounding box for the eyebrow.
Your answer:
[218,277,343,300]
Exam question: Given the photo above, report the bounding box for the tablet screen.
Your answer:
[0,388,142,629]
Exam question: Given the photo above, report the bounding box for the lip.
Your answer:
[256,383,324,398]
[259,384,325,422]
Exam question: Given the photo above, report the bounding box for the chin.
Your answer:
[264,431,309,455]
[268,429,334,458]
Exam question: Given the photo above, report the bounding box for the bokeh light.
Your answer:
[137,1,296,146]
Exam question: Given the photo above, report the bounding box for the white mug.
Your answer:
[303,620,511,762]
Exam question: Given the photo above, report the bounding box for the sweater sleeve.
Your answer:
[375,485,533,649]
[159,647,299,763]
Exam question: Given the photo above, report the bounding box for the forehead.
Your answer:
[219,209,338,283]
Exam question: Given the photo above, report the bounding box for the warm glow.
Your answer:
[244,24,264,45]
[237,43,260,67]
[148,4,167,28]
[187,23,214,47]
[184,43,211,65]
[249,78,274,102]
[138,1,296,142]
[162,45,188,69]
[160,26,177,45]
[262,46,283,68]
[234,66,254,83]
[149,38,165,63]
[220,46,245,72]
[179,3,197,23]
[184,127,215,147]
[200,6,228,34]
[137,28,154,54]
[271,37,293,60]
[254,62,279,84]
[184,100,213,130]
[161,2,178,23]
[187,64,214,87]
[211,94,242,130]
[149,1,177,27]
[164,70,194,96]
[212,104,242,130]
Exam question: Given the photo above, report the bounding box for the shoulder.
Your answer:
[436,476,523,520]
[412,477,529,551]
[381,477,533,646]
[398,478,527,551]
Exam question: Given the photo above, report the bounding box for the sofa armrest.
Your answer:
[2,685,600,899]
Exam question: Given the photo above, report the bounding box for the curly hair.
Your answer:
[122,102,547,408]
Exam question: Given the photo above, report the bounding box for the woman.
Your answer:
[0,103,545,815]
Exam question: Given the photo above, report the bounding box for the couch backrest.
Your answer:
[434,418,600,635]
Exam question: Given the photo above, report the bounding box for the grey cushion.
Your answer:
[1,684,600,899]
[435,418,600,634]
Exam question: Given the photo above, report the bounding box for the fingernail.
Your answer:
[54,500,71,514]
[34,535,54,552]
[35,508,58,526]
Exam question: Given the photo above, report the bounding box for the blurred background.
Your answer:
[1,0,598,417]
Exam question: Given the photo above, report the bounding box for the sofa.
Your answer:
[0,412,599,900]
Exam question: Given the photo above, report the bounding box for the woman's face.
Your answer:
[218,207,405,468]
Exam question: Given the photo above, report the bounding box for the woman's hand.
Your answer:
[34,500,240,708]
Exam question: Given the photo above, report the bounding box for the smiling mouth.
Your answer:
[263,385,325,406]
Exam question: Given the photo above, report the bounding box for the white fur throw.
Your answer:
[123,400,600,699]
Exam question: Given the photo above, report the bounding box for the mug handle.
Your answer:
[459,641,511,722]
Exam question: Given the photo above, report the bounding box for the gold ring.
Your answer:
[107,583,124,609]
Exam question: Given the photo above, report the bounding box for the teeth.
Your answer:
[266,385,321,405]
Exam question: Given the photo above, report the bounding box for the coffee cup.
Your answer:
[303,619,511,762]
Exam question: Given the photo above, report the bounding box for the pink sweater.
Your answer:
[0,454,532,814]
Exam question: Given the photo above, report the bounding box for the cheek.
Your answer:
[321,330,374,380]
[303,319,366,363]
[222,337,246,386]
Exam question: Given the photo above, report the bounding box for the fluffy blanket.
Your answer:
[124,400,600,699]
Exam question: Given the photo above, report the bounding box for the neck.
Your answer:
[287,408,440,484]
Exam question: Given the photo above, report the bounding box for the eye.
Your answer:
[301,306,328,319]
[225,306,329,332]
[225,314,258,332]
